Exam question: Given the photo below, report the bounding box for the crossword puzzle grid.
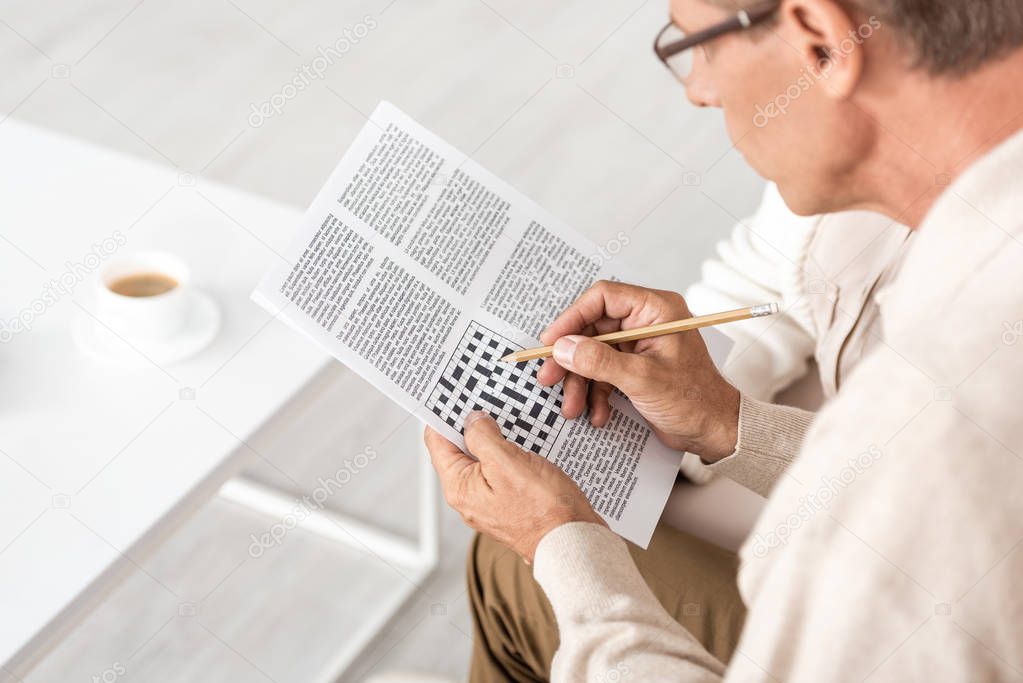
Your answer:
[426,321,566,458]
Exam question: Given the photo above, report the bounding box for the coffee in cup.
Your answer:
[97,252,191,340]
[107,272,179,298]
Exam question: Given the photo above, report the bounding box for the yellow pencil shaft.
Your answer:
[502,304,776,363]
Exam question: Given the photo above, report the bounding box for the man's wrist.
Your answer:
[696,384,740,463]
[526,512,605,563]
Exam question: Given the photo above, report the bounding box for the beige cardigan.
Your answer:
[533,128,1023,681]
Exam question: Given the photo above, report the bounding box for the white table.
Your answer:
[0,121,437,681]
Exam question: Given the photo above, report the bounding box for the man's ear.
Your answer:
[777,0,867,98]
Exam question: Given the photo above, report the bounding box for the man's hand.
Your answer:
[425,411,604,563]
[537,280,740,462]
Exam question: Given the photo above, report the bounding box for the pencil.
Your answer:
[501,303,780,363]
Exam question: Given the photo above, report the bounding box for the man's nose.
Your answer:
[684,75,721,108]
[683,55,721,108]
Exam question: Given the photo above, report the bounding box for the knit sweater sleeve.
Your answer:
[705,394,815,497]
[533,522,726,683]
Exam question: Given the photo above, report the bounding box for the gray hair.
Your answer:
[861,0,1023,74]
[714,0,1023,75]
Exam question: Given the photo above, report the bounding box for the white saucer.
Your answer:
[73,290,221,367]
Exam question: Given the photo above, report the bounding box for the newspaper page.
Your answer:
[253,101,732,548]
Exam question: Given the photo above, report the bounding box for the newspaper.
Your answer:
[253,101,732,547]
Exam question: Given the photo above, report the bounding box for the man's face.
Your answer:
[669,0,872,215]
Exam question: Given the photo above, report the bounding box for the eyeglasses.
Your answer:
[654,3,779,83]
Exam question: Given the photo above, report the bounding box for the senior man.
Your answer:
[426,0,1023,680]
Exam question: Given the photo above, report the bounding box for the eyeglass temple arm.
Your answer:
[655,3,778,59]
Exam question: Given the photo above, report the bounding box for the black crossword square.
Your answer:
[426,321,566,459]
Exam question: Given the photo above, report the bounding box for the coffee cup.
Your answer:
[96,251,191,340]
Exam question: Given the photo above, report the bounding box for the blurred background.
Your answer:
[0,0,765,681]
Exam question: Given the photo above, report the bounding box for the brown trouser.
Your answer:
[466,522,746,682]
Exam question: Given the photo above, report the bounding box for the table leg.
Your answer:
[216,442,441,681]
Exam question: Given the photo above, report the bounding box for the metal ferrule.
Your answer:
[750,302,780,317]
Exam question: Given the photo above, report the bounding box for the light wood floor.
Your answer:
[0,0,765,680]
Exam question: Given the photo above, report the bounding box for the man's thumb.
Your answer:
[463,411,515,465]
[552,335,645,391]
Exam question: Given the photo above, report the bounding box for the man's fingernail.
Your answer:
[553,337,578,367]
[464,410,489,429]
